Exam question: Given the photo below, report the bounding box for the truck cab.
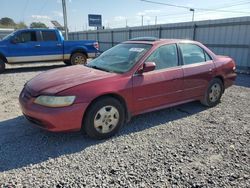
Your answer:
[0,28,99,73]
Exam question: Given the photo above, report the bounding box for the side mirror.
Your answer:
[11,37,18,44]
[137,62,156,74]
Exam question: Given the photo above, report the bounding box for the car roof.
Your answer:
[124,38,198,45]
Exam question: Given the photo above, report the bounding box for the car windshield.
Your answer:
[87,43,152,73]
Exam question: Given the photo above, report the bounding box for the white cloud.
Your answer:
[137,12,146,16]
[31,15,51,20]
[144,9,161,13]
[53,11,63,17]
[114,16,126,22]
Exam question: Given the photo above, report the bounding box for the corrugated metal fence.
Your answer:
[69,16,250,70]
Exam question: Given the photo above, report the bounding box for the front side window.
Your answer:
[145,44,178,70]
[88,43,152,73]
[179,43,208,65]
[15,31,37,43]
[42,31,57,41]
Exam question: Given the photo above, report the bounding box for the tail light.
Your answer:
[93,42,99,50]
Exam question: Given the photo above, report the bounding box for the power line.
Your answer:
[22,0,30,22]
[152,1,250,18]
[38,0,49,16]
[140,0,250,14]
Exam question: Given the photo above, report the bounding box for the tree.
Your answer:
[30,22,48,28]
[0,17,16,26]
[15,21,28,29]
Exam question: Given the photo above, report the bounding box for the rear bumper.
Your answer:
[19,95,88,132]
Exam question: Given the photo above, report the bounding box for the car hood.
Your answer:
[26,65,115,96]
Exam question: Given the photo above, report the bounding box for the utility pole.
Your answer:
[126,19,128,28]
[141,15,144,26]
[62,0,68,40]
[155,16,157,25]
[190,8,195,22]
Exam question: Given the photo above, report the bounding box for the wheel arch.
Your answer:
[82,93,131,129]
[70,48,88,58]
[214,75,225,92]
[0,53,8,63]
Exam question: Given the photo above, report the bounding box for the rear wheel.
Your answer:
[83,97,125,139]
[70,52,87,65]
[0,58,6,73]
[201,78,224,107]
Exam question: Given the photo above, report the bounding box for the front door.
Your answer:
[132,44,184,114]
[7,30,43,63]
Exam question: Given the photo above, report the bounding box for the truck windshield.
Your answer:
[87,43,152,73]
[2,31,16,41]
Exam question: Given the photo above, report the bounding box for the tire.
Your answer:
[70,52,87,65]
[0,59,6,73]
[83,97,125,139]
[201,78,224,107]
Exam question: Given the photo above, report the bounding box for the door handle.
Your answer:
[57,44,62,47]
[35,44,41,47]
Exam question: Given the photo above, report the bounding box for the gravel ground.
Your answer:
[0,62,249,187]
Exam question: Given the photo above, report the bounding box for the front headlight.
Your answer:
[34,96,76,107]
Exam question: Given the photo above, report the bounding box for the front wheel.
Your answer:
[201,78,224,107]
[83,97,125,139]
[70,52,87,65]
[0,59,6,73]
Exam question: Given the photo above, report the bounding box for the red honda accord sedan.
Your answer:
[19,38,237,139]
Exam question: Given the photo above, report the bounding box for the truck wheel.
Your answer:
[201,78,224,107]
[83,97,125,139]
[70,52,87,65]
[0,59,6,73]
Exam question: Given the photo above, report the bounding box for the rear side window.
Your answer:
[179,43,210,65]
[146,44,178,70]
[41,31,58,41]
[15,31,37,43]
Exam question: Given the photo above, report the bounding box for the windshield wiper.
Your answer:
[87,65,113,73]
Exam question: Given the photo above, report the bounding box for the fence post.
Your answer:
[97,31,99,42]
[193,24,197,40]
[247,46,250,69]
[158,26,162,38]
[128,29,132,39]
[111,31,114,47]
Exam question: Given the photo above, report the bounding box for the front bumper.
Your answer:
[19,90,89,132]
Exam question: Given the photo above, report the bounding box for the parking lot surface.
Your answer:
[0,63,249,187]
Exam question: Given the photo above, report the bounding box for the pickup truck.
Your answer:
[0,28,99,73]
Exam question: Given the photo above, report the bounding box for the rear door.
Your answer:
[179,43,215,99]
[132,44,184,114]
[7,30,43,63]
[38,30,63,61]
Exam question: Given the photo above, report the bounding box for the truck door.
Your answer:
[7,30,43,63]
[38,30,63,61]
